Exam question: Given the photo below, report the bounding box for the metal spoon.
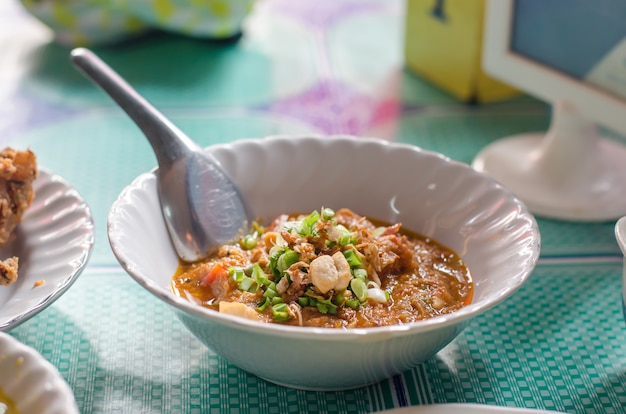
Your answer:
[70,47,249,262]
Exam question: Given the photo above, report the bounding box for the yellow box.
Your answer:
[404,0,519,103]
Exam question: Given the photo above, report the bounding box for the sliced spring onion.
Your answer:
[269,247,299,278]
[277,249,299,274]
[337,225,355,246]
[352,268,368,282]
[240,233,258,250]
[367,287,388,304]
[263,286,278,299]
[299,210,320,236]
[333,291,346,305]
[343,248,363,267]
[297,296,309,307]
[272,303,290,321]
[257,297,271,311]
[345,298,360,309]
[229,266,245,283]
[238,276,257,293]
[281,220,301,234]
[350,278,368,302]
[268,247,284,277]
[247,263,271,286]
[322,207,335,220]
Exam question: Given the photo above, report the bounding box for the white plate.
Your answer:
[381,404,565,413]
[0,168,94,331]
[0,331,79,413]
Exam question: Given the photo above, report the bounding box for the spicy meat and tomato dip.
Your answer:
[172,208,473,328]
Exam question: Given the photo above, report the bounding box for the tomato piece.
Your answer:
[200,263,229,287]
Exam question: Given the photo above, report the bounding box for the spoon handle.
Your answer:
[70,47,195,166]
[70,47,249,262]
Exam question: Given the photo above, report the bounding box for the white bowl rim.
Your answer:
[0,331,79,413]
[0,167,95,332]
[109,134,541,339]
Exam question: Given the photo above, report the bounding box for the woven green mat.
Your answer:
[8,261,626,413]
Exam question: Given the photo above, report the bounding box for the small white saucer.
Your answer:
[0,331,79,413]
[0,169,94,331]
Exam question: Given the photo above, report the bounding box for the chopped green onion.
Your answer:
[337,225,355,246]
[272,303,290,321]
[297,297,309,307]
[238,276,257,293]
[257,297,271,311]
[299,210,320,236]
[269,247,299,278]
[352,268,368,282]
[367,287,388,304]
[333,292,346,306]
[268,248,283,277]
[229,266,244,283]
[322,208,335,220]
[271,296,284,305]
[343,248,363,267]
[240,233,258,250]
[263,287,278,299]
[350,278,368,302]
[248,263,271,286]
[345,298,360,309]
[277,249,299,274]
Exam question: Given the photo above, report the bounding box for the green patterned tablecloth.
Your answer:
[2,0,626,413]
[9,262,626,413]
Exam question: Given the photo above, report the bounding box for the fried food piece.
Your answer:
[0,148,38,286]
[0,257,18,286]
[0,148,38,246]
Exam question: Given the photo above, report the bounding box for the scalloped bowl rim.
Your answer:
[0,168,95,331]
[0,331,79,413]
[108,135,541,339]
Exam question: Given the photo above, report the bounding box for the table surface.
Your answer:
[2,1,626,413]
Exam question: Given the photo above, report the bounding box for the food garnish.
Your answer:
[173,208,473,328]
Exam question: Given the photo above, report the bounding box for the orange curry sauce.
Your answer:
[172,208,473,328]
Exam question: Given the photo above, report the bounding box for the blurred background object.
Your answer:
[404,0,519,103]
[19,0,254,46]
[473,0,626,222]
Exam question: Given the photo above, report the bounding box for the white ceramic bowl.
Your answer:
[615,217,626,321]
[0,332,79,413]
[108,135,541,390]
[0,169,95,331]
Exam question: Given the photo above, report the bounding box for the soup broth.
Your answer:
[172,208,473,328]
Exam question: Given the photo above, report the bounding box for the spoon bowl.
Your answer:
[70,48,249,262]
